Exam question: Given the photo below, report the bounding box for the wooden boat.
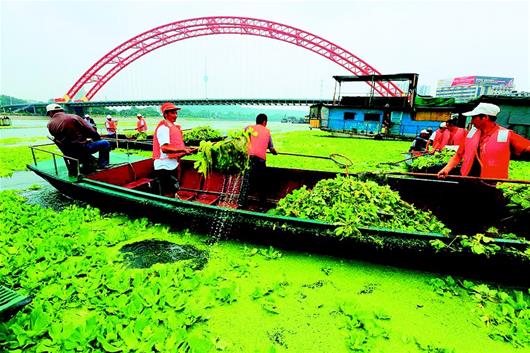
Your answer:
[27,144,529,285]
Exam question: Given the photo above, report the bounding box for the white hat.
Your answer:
[463,103,500,117]
[106,115,112,119]
[46,103,63,113]
[84,114,90,118]
[137,113,142,117]
[439,122,447,128]
[420,129,428,134]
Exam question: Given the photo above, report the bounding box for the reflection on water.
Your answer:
[0,171,48,190]
[0,171,77,210]
[21,185,78,211]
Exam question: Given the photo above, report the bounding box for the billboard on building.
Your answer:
[451,76,514,87]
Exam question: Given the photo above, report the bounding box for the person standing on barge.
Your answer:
[152,102,195,197]
[437,103,530,179]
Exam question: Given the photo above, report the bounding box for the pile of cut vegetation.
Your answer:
[183,126,223,145]
[271,175,450,236]
[194,130,251,176]
[407,150,455,173]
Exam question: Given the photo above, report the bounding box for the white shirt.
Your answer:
[429,131,437,142]
[154,124,178,170]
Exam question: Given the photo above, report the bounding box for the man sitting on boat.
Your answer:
[153,102,195,197]
[46,103,111,174]
[438,103,530,179]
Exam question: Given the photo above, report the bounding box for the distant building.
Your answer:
[417,85,431,96]
[436,76,514,102]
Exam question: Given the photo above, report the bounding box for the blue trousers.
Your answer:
[84,140,111,167]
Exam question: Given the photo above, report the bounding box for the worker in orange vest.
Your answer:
[426,122,448,152]
[152,102,195,197]
[245,113,278,207]
[438,103,530,179]
[135,113,148,132]
[105,115,118,137]
[445,115,467,147]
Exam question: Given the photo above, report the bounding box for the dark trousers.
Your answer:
[154,169,179,196]
[249,156,268,204]
[84,140,111,167]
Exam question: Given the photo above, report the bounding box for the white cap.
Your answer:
[106,115,112,119]
[84,114,90,118]
[137,113,142,117]
[420,129,428,134]
[463,103,500,117]
[439,122,447,128]
[46,103,63,113]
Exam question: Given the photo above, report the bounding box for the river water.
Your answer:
[0,117,309,139]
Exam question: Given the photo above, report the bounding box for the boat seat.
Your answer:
[176,168,203,201]
[122,177,154,191]
[195,172,225,205]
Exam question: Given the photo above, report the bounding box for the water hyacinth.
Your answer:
[183,126,223,144]
[194,129,251,176]
[271,175,450,236]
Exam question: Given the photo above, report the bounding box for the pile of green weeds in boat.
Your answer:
[271,175,450,236]
[183,126,223,144]
[407,150,455,172]
[194,130,251,176]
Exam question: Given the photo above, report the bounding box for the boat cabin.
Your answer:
[309,74,456,137]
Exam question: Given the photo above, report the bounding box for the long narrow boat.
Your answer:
[27,144,529,285]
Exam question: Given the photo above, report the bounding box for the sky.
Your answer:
[1,0,529,102]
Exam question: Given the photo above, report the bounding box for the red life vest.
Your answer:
[447,127,466,146]
[136,118,147,132]
[152,120,185,160]
[247,124,271,160]
[432,129,449,151]
[105,120,117,133]
[460,126,511,178]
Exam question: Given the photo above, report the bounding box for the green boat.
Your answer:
[27,144,529,285]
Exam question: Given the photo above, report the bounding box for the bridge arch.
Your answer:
[65,16,402,101]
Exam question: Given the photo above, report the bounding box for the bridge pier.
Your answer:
[70,106,85,117]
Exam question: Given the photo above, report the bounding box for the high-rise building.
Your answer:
[435,76,514,102]
[417,85,431,96]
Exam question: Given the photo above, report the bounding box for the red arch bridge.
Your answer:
[59,16,403,102]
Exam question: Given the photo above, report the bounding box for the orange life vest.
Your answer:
[247,124,271,160]
[152,120,185,160]
[105,120,117,133]
[136,118,147,132]
[447,127,466,146]
[460,126,511,178]
[432,129,449,151]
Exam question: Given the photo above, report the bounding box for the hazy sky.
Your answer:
[1,0,528,102]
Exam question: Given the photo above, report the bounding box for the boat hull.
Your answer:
[27,159,530,285]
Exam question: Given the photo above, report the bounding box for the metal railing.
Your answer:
[29,143,81,177]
